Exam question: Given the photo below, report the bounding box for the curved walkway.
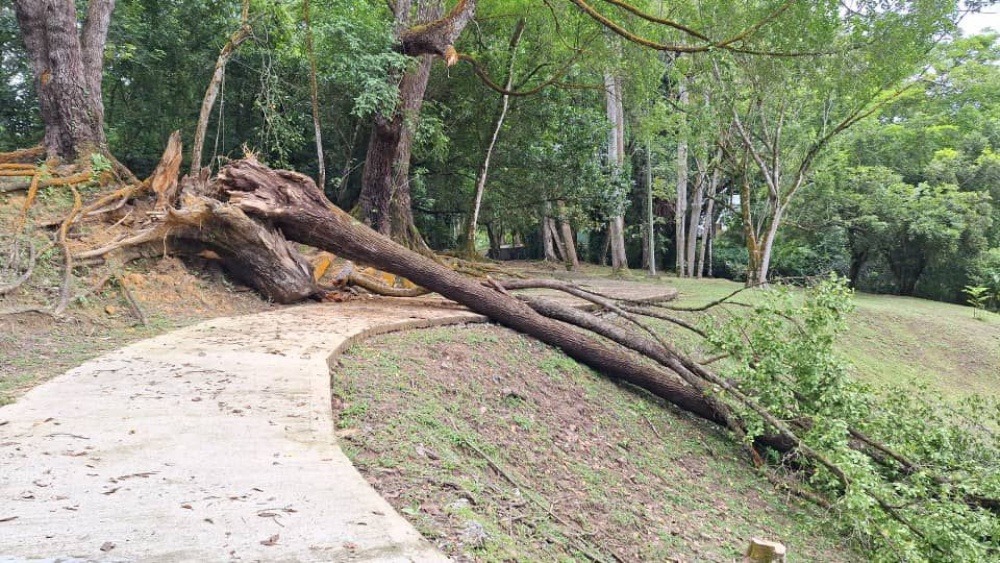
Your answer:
[1,282,676,562]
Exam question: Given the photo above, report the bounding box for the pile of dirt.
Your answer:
[335,325,858,562]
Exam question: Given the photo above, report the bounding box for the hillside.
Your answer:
[334,271,999,561]
[336,324,859,562]
[664,277,1000,400]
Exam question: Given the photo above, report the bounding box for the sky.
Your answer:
[959,6,1000,35]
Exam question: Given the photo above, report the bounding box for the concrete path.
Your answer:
[1,300,484,562]
[1,282,676,562]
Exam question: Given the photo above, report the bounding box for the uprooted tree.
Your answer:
[3,1,997,560]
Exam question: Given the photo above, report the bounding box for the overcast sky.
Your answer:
[959,6,1000,35]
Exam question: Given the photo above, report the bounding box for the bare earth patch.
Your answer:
[335,324,858,562]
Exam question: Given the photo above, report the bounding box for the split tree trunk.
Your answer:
[359,0,476,247]
[13,0,113,161]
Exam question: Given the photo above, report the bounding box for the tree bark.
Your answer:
[556,200,580,269]
[547,217,566,262]
[359,0,476,246]
[190,1,251,174]
[675,78,689,276]
[220,158,724,423]
[13,0,111,161]
[604,71,628,271]
[80,0,115,139]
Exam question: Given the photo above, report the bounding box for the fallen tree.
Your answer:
[3,141,996,560]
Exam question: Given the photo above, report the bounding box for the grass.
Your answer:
[661,275,1000,400]
[335,325,860,562]
[334,266,996,561]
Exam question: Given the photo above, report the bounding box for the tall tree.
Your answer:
[358,0,475,248]
[13,0,115,161]
[605,68,628,271]
[713,0,960,285]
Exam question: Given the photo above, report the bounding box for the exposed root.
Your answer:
[0,238,36,297]
[53,185,83,316]
[12,172,42,236]
[73,227,168,261]
[0,168,97,194]
[0,146,44,164]
[78,180,147,217]
[0,163,38,171]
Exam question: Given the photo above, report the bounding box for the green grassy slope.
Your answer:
[336,326,858,561]
[664,277,1000,399]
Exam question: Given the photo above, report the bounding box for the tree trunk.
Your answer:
[697,169,719,279]
[359,0,475,247]
[220,158,724,423]
[546,218,566,262]
[741,178,763,286]
[754,202,783,286]
[190,1,251,174]
[542,205,560,262]
[556,200,579,269]
[645,139,656,275]
[686,175,704,277]
[463,19,523,255]
[675,78,689,276]
[486,222,502,259]
[13,0,112,161]
[604,72,628,271]
[304,0,326,189]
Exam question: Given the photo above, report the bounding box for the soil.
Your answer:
[335,325,859,562]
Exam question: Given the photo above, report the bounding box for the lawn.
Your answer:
[662,276,1000,399]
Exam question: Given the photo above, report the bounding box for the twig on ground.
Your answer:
[116,274,148,327]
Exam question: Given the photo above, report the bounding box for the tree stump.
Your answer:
[746,538,787,562]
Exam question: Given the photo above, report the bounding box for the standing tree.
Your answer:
[711,0,959,285]
[13,0,114,161]
[357,0,476,248]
